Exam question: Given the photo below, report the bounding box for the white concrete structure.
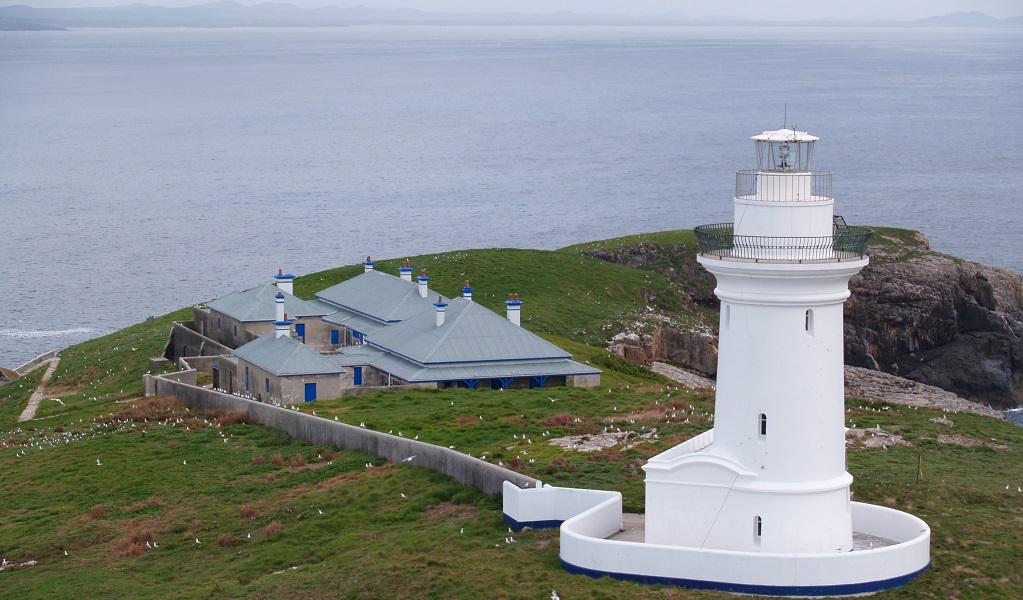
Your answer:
[504,293,522,326]
[417,270,430,299]
[274,269,295,295]
[398,259,414,282]
[273,292,292,339]
[504,128,930,595]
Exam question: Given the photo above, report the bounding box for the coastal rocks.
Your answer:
[586,230,1023,410]
[846,239,1023,409]
[649,362,717,390]
[608,329,718,376]
[843,365,1004,419]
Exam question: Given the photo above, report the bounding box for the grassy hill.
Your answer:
[2,235,1022,599]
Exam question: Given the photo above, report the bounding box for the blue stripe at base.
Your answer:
[561,559,929,597]
[503,514,563,531]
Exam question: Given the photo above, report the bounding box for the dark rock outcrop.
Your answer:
[583,230,1023,409]
[845,235,1023,408]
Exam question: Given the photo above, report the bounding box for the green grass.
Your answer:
[293,248,690,347]
[3,231,1023,599]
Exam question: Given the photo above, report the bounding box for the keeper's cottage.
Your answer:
[185,258,600,403]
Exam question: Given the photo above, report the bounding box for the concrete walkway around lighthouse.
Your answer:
[17,358,60,422]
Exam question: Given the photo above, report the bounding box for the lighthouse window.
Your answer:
[804,309,814,334]
[755,516,763,541]
[758,413,767,436]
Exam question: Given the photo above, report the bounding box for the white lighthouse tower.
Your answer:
[503,127,930,595]
[643,127,873,554]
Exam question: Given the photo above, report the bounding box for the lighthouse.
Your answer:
[642,127,876,554]
[504,127,929,595]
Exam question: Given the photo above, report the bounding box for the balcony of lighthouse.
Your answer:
[694,222,873,263]
[736,169,832,203]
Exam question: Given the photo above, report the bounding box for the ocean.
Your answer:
[2,26,1021,389]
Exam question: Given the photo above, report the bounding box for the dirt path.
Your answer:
[17,358,60,422]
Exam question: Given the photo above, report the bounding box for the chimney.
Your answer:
[462,280,473,302]
[363,256,375,273]
[398,259,414,282]
[274,293,292,338]
[418,269,430,298]
[504,293,523,327]
[434,296,448,327]
[274,268,295,295]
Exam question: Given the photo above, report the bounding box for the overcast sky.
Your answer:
[13,0,1023,19]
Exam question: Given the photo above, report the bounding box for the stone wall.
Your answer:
[14,350,59,375]
[144,374,538,495]
[170,321,233,361]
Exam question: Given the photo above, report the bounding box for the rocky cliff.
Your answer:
[845,230,1023,408]
[580,228,1023,409]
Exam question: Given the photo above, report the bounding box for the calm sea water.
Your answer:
[2,26,1022,377]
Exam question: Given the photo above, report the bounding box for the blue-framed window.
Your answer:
[245,366,249,391]
[217,317,221,330]
[265,378,270,393]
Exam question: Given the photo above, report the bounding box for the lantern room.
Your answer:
[753,128,817,172]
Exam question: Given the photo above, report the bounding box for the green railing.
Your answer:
[694,223,872,262]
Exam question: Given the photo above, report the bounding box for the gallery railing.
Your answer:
[694,223,873,262]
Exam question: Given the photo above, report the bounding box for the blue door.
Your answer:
[295,323,305,342]
[331,329,340,345]
[353,367,363,386]
[304,382,316,402]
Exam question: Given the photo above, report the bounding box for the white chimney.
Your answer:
[363,256,375,273]
[462,280,473,302]
[399,259,414,282]
[274,269,295,295]
[274,292,292,338]
[504,293,522,327]
[418,270,430,299]
[434,296,448,327]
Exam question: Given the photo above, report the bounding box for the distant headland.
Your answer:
[1,4,1020,31]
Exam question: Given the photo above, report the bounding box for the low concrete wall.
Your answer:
[144,374,539,495]
[170,321,233,361]
[159,369,198,386]
[180,355,227,373]
[504,481,620,530]
[15,350,59,375]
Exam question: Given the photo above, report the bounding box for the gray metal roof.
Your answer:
[333,345,386,367]
[366,351,600,383]
[234,334,346,377]
[315,270,439,323]
[321,306,388,336]
[304,298,341,318]
[207,283,326,323]
[366,297,572,365]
